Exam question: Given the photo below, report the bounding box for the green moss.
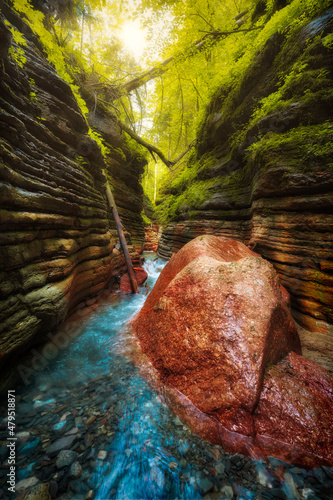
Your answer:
[247,122,333,173]
[141,211,151,226]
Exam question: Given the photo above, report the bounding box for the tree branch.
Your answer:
[118,119,174,169]
[117,118,195,170]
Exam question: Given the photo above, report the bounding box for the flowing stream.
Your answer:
[1,253,331,500]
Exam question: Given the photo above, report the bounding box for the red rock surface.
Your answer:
[132,235,301,437]
[132,235,333,466]
[255,351,333,467]
[143,225,161,252]
[120,267,148,293]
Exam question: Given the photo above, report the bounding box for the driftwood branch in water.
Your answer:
[121,27,262,95]
[117,118,195,170]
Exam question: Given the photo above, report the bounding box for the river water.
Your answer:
[0,253,331,500]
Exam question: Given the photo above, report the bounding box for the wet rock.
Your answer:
[48,480,58,498]
[219,485,234,499]
[85,415,97,425]
[17,462,35,480]
[269,488,286,499]
[47,435,76,457]
[58,474,69,493]
[312,467,327,484]
[323,466,333,479]
[282,472,300,500]
[215,463,225,475]
[17,431,31,442]
[70,461,83,478]
[65,426,80,436]
[24,483,50,500]
[97,450,107,460]
[132,235,300,439]
[20,439,40,457]
[56,449,77,468]
[255,352,333,467]
[16,477,39,494]
[120,267,148,293]
[197,477,214,495]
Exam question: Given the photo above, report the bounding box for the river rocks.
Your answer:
[47,436,77,458]
[55,449,77,468]
[119,267,148,293]
[70,461,83,478]
[255,352,333,467]
[16,477,39,494]
[132,235,301,438]
[23,482,51,500]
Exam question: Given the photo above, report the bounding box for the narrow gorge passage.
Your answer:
[1,0,333,498]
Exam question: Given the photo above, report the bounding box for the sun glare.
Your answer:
[121,20,147,60]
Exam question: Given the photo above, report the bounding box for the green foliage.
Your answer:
[141,210,151,225]
[87,129,110,157]
[322,34,333,50]
[154,0,333,222]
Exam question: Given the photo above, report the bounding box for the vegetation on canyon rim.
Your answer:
[4,0,333,223]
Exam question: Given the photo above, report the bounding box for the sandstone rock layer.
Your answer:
[156,10,333,370]
[0,3,146,392]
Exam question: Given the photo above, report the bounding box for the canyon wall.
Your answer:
[0,1,146,392]
[157,6,333,371]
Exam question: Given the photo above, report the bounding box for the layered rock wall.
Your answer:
[0,2,146,392]
[157,7,333,370]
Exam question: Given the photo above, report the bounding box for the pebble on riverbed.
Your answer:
[55,449,77,468]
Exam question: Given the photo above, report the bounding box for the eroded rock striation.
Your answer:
[132,235,333,467]
[156,7,333,369]
[0,2,146,392]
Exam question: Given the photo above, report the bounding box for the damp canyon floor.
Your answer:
[0,254,332,500]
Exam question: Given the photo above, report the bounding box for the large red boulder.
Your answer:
[255,351,333,467]
[131,235,301,437]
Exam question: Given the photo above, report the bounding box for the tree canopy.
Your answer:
[7,0,331,206]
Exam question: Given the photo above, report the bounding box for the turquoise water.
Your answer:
[33,254,206,499]
[3,253,327,499]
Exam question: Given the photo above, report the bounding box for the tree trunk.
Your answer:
[120,27,262,95]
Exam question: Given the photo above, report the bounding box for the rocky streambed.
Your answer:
[0,254,332,500]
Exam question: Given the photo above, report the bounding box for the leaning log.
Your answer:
[103,171,139,294]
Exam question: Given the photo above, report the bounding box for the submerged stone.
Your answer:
[16,476,39,494]
[47,435,76,457]
[56,449,77,468]
[70,461,83,478]
[20,439,40,457]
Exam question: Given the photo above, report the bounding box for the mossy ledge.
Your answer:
[0,1,147,394]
